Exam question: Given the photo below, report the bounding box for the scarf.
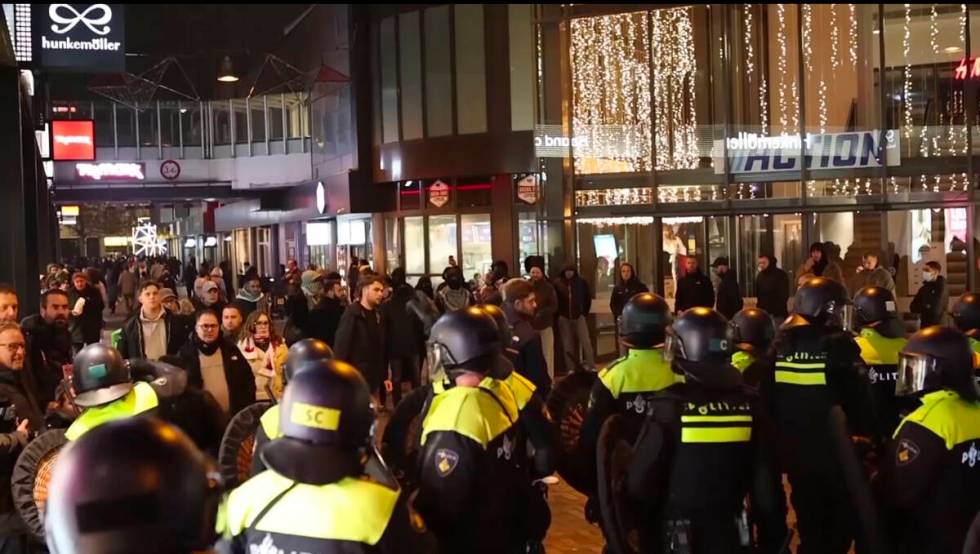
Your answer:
[193,334,221,356]
[236,289,263,303]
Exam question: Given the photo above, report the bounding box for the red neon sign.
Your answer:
[954,57,980,80]
[51,120,95,161]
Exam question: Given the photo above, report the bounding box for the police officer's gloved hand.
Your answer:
[852,435,879,478]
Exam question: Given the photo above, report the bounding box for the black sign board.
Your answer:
[32,4,125,72]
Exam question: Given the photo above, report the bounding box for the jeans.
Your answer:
[558,315,594,371]
[539,327,555,380]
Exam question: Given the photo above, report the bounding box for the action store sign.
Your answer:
[33,4,126,72]
[51,120,95,161]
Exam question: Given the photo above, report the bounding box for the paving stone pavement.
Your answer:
[543,479,605,553]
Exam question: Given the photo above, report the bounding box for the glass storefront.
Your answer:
[538,4,980,314]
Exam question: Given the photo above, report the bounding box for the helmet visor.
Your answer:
[896,353,936,397]
[426,342,449,382]
[663,333,679,363]
[842,304,856,333]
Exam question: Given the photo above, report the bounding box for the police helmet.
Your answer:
[793,277,850,327]
[72,344,132,408]
[898,326,980,402]
[666,308,740,389]
[284,338,334,384]
[261,359,375,484]
[619,293,671,349]
[952,292,980,339]
[849,286,898,331]
[45,417,220,554]
[477,304,517,380]
[728,307,775,355]
[427,307,503,376]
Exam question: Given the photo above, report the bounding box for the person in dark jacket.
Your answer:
[501,279,552,396]
[177,310,256,421]
[0,322,44,552]
[525,257,558,379]
[755,254,790,320]
[554,263,594,371]
[68,272,105,349]
[21,289,73,407]
[610,262,649,319]
[307,276,345,347]
[675,257,715,313]
[909,261,948,328]
[183,257,197,299]
[415,275,435,300]
[334,273,388,405]
[711,257,743,319]
[233,275,267,318]
[381,268,424,408]
[117,281,191,362]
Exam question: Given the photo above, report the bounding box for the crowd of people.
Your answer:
[0,248,974,553]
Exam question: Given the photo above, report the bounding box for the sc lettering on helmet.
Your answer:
[289,402,341,431]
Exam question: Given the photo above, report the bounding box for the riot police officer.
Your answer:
[64,344,177,441]
[851,286,911,440]
[729,307,776,388]
[414,308,524,553]
[877,326,980,553]
[46,417,220,554]
[951,292,980,367]
[250,337,333,476]
[623,307,780,552]
[580,293,675,496]
[766,277,874,553]
[218,358,431,553]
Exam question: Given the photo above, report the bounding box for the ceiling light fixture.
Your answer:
[217,55,239,83]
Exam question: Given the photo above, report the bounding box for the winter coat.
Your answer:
[675,269,715,313]
[177,339,256,418]
[238,337,288,401]
[334,303,387,391]
[503,304,551,396]
[69,285,105,345]
[851,266,896,295]
[755,263,790,318]
[117,309,192,361]
[0,366,44,520]
[610,278,649,318]
[714,271,744,320]
[554,266,592,320]
[117,269,138,296]
[20,314,73,407]
[529,278,558,332]
[308,296,345,347]
[910,276,948,328]
[382,284,426,359]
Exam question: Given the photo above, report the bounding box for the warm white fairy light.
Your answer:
[775,5,798,132]
[930,5,939,54]
[743,4,768,134]
[829,4,840,72]
[802,5,827,133]
[578,216,654,228]
[902,4,913,149]
[570,12,652,174]
[651,7,699,170]
[575,187,654,207]
[848,4,857,68]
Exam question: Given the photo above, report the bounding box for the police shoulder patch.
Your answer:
[896,439,920,466]
[434,448,459,477]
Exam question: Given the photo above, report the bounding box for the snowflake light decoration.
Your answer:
[132,221,167,256]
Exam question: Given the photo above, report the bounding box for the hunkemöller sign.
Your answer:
[33,4,126,72]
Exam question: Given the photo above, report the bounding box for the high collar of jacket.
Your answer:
[139,306,166,323]
[0,366,22,387]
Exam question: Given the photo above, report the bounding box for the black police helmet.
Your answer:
[728,307,775,355]
[952,292,980,339]
[72,344,132,408]
[793,277,850,326]
[898,326,980,402]
[852,286,898,328]
[45,417,219,554]
[667,308,740,389]
[619,292,671,349]
[428,307,503,376]
[261,359,375,484]
[284,338,334,384]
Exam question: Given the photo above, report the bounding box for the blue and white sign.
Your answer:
[712,130,900,174]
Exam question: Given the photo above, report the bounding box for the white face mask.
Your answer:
[923,271,937,282]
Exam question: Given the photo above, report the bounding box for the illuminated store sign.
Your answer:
[713,130,901,174]
[51,120,94,161]
[954,58,980,80]
[33,4,126,72]
[75,162,145,181]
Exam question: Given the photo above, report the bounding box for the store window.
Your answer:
[307,221,333,272]
[94,102,113,147]
[888,207,968,303]
[399,11,423,140]
[267,95,284,141]
[424,6,453,137]
[251,98,266,143]
[737,214,803,297]
[428,215,458,275]
[400,180,422,211]
[160,102,179,148]
[181,102,202,147]
[454,4,487,134]
[385,216,401,271]
[461,214,492,282]
[232,99,248,144]
[116,105,135,147]
[213,102,231,146]
[380,17,399,143]
[811,211,882,293]
[404,216,425,275]
[456,176,493,208]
